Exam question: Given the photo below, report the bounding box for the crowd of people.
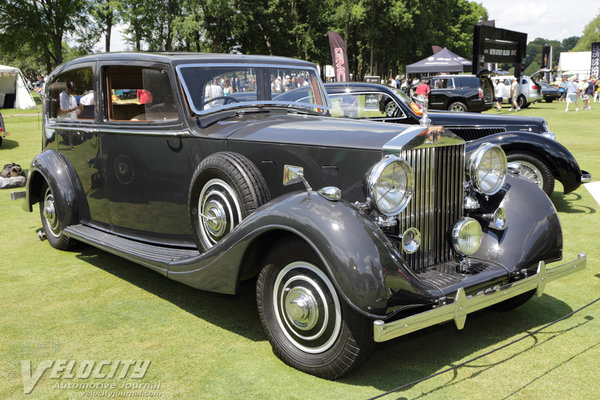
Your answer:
[558,75,598,112]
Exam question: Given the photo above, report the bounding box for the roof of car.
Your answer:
[57,52,317,72]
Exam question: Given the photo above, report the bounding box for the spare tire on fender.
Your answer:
[189,152,271,252]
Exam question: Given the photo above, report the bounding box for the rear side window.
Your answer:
[104,66,179,123]
[46,67,95,121]
[459,77,479,89]
[431,78,454,89]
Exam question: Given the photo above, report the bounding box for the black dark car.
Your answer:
[426,74,494,112]
[23,53,586,379]
[320,82,591,197]
[540,82,561,103]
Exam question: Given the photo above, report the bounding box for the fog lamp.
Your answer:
[401,227,421,254]
[452,217,482,255]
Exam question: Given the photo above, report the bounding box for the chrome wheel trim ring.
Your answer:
[514,160,544,189]
[42,187,61,238]
[198,178,242,249]
[272,262,342,354]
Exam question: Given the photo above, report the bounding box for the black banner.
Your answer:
[327,31,350,82]
[473,25,527,78]
[591,42,600,78]
[541,45,552,69]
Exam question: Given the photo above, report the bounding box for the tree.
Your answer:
[573,13,600,51]
[89,0,122,52]
[0,0,89,73]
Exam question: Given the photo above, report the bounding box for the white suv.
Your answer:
[492,75,542,108]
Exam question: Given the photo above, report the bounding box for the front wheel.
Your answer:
[39,182,76,250]
[256,238,374,379]
[506,151,555,196]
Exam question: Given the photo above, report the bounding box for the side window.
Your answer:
[47,67,94,121]
[432,78,452,89]
[330,93,405,119]
[105,66,178,123]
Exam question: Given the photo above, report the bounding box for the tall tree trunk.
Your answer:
[105,13,113,52]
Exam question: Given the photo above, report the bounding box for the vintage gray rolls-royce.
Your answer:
[23,53,586,379]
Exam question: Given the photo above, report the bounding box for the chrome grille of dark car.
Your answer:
[396,144,465,273]
[446,127,505,141]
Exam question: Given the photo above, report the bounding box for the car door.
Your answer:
[97,62,197,246]
[429,77,453,108]
[44,62,111,228]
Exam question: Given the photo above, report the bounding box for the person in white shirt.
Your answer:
[494,80,505,111]
[59,82,81,119]
[204,78,224,109]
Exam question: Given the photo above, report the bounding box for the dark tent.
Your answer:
[406,48,472,74]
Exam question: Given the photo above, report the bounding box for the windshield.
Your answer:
[177,64,330,115]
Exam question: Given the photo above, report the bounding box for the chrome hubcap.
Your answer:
[198,178,242,249]
[273,262,342,354]
[42,188,60,237]
[284,287,319,330]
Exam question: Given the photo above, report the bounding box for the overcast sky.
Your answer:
[474,0,600,41]
[107,1,600,52]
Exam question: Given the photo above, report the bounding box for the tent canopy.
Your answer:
[558,51,591,79]
[406,48,472,74]
[0,65,37,109]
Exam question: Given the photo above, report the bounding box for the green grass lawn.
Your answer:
[0,100,599,399]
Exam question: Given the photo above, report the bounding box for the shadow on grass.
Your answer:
[552,191,596,214]
[347,296,589,394]
[0,138,20,150]
[72,242,586,394]
[74,245,265,342]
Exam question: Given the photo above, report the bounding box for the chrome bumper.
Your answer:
[580,171,592,183]
[374,254,586,342]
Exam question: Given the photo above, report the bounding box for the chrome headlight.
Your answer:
[467,143,507,195]
[366,156,414,216]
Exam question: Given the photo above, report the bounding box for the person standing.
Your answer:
[558,77,567,102]
[509,77,520,111]
[565,77,579,112]
[59,82,81,120]
[582,76,595,109]
[415,79,430,108]
[494,79,505,111]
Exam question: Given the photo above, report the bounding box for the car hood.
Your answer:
[226,113,415,150]
[426,110,545,131]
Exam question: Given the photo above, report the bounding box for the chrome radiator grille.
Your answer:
[396,144,465,273]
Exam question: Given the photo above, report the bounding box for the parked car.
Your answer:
[491,75,542,108]
[540,82,561,102]
[280,82,590,197]
[0,111,6,147]
[23,53,586,379]
[424,74,494,112]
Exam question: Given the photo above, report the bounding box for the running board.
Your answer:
[64,224,200,275]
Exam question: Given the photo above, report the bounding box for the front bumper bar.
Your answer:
[374,254,587,342]
[580,170,592,183]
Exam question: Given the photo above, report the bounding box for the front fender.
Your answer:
[23,149,89,227]
[467,132,584,193]
[168,191,439,319]
[472,173,562,270]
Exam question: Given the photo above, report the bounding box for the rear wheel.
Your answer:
[448,101,467,112]
[506,151,555,196]
[517,94,527,108]
[39,182,76,250]
[256,238,374,379]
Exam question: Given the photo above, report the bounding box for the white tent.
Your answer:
[0,65,37,109]
[557,52,591,79]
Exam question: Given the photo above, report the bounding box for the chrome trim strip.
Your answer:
[46,123,189,136]
[373,254,587,342]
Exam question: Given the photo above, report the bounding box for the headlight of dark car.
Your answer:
[366,156,414,216]
[467,143,507,195]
